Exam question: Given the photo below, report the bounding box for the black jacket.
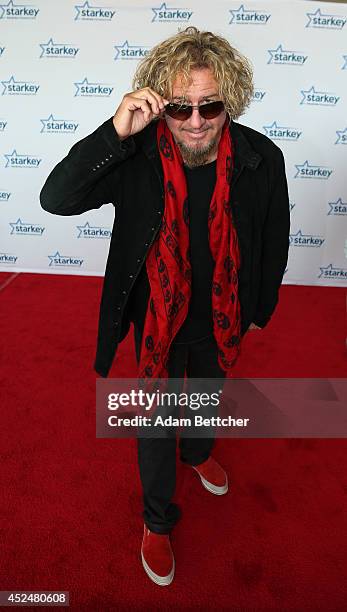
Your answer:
[40,116,290,377]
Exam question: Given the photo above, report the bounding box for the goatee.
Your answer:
[177,136,218,168]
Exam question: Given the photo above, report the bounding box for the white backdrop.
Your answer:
[1,0,346,285]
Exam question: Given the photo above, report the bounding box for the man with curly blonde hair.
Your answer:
[40,27,290,586]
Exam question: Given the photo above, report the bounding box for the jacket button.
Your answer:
[129,274,133,278]
[151,227,155,231]
[122,290,126,294]
[157,210,162,215]
[115,321,119,326]
[137,258,141,263]
[145,242,149,247]
[116,306,121,310]
[109,153,113,157]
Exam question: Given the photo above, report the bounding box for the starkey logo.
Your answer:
[74,1,115,20]
[48,251,84,268]
[267,44,308,65]
[290,230,324,248]
[327,198,347,216]
[1,75,39,95]
[263,121,302,142]
[74,77,113,97]
[0,252,18,264]
[252,89,266,103]
[0,0,39,19]
[39,38,79,58]
[318,264,347,280]
[335,128,347,144]
[306,8,346,30]
[9,218,45,236]
[114,41,150,60]
[76,221,111,239]
[294,161,333,180]
[229,4,271,25]
[4,150,42,168]
[40,114,79,134]
[300,86,340,106]
[151,3,193,22]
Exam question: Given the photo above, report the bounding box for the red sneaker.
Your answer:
[141,524,175,586]
[192,456,228,495]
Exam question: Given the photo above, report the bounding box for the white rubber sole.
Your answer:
[192,466,229,495]
[141,550,175,586]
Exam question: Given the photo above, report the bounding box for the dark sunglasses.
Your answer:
[165,100,225,120]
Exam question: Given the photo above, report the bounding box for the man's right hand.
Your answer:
[113,87,169,141]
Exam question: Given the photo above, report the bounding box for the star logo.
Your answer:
[4,149,18,167]
[1,75,39,95]
[39,37,54,57]
[300,85,339,105]
[113,40,149,60]
[300,85,316,104]
[9,218,44,235]
[327,198,347,215]
[74,1,115,20]
[229,4,270,25]
[48,251,62,266]
[151,2,192,22]
[40,114,54,132]
[0,0,39,19]
[262,121,301,140]
[294,161,309,178]
[4,149,41,168]
[9,218,23,234]
[74,77,89,96]
[76,221,111,238]
[267,44,283,64]
[318,264,347,279]
[294,161,333,179]
[306,8,346,29]
[267,44,307,65]
[335,128,347,144]
[290,229,304,242]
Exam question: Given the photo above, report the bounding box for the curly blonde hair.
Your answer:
[132,27,254,120]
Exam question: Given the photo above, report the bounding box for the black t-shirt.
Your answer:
[128,159,217,344]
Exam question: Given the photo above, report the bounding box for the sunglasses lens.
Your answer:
[165,101,224,120]
[165,104,191,120]
[199,101,225,119]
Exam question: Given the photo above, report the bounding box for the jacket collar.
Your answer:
[137,118,262,170]
[229,119,262,170]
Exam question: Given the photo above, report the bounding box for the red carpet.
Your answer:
[1,272,346,610]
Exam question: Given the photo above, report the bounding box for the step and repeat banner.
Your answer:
[0,0,346,285]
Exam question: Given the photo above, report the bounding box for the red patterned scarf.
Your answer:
[138,118,241,381]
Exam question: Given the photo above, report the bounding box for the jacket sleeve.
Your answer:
[39,116,136,216]
[253,148,290,328]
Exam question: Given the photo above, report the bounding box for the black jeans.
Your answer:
[134,325,226,534]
